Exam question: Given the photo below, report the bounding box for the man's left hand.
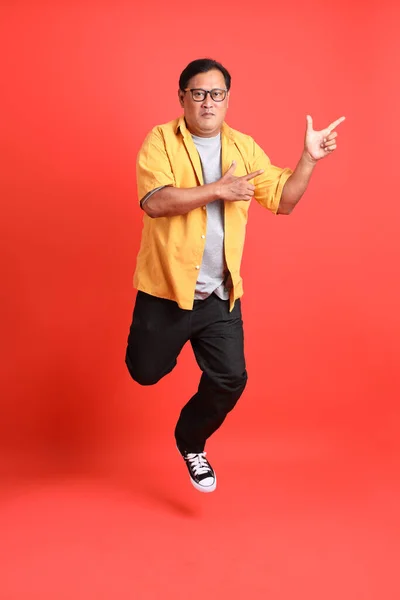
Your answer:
[304,115,345,162]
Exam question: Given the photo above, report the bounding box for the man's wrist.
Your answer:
[210,181,222,201]
[302,149,318,166]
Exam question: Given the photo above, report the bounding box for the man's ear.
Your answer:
[178,89,184,107]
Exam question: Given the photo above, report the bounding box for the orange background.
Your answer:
[1,1,399,599]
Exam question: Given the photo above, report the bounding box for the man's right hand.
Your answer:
[144,161,264,218]
[216,161,264,202]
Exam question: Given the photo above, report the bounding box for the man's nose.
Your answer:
[202,93,213,107]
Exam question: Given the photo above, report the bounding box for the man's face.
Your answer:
[178,69,230,138]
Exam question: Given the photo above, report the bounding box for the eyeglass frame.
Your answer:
[183,88,228,102]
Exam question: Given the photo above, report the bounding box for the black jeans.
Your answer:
[125,291,247,453]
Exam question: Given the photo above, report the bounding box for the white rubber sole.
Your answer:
[190,476,217,493]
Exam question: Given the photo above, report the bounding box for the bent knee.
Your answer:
[125,354,161,386]
[214,369,248,395]
[125,350,174,386]
[130,370,162,387]
[227,369,248,391]
[215,371,248,414]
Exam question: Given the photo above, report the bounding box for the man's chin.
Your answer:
[198,120,221,134]
[186,118,221,137]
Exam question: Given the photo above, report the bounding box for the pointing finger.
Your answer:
[243,169,264,181]
[327,116,345,133]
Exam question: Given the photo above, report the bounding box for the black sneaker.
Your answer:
[182,452,217,493]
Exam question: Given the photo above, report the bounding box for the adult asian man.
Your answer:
[125,58,345,493]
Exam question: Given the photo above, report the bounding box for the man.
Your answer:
[126,58,344,493]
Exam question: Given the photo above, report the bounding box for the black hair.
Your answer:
[179,58,231,91]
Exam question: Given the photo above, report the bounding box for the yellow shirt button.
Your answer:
[195,265,200,269]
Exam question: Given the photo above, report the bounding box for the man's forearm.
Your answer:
[278,151,317,215]
[144,183,219,218]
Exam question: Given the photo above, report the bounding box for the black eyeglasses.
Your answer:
[183,88,228,102]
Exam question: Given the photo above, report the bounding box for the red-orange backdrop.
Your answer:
[1,1,399,599]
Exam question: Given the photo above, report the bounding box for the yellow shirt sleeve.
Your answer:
[136,127,176,204]
[251,140,293,214]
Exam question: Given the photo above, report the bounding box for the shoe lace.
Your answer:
[186,452,210,476]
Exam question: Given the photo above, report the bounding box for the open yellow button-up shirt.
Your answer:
[134,116,292,311]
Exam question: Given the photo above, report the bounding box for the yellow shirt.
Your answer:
[134,116,292,311]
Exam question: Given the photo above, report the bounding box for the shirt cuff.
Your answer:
[140,186,167,209]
